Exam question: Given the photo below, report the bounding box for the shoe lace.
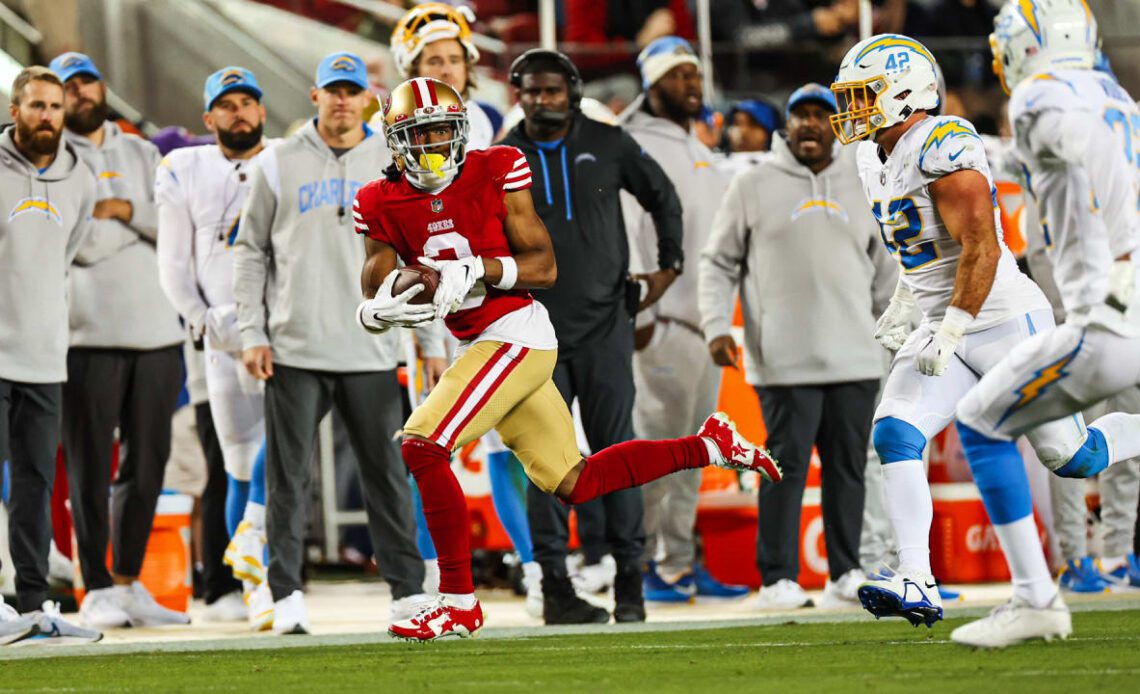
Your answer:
[408,598,446,625]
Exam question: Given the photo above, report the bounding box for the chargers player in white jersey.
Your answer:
[155,67,276,630]
[830,33,1133,643]
[945,1,1140,647]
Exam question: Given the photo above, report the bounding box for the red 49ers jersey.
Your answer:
[353,146,535,341]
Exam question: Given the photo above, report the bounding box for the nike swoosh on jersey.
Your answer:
[948,148,966,162]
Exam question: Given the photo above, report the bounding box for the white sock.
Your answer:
[881,460,933,575]
[441,592,476,609]
[701,437,724,465]
[243,502,266,530]
[1100,555,1126,573]
[1090,413,1140,463]
[423,559,440,595]
[993,514,1056,609]
[522,561,542,582]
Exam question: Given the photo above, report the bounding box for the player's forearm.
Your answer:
[949,237,999,317]
[362,254,394,299]
[482,250,556,290]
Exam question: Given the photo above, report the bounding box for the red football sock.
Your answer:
[566,436,709,505]
[402,437,472,595]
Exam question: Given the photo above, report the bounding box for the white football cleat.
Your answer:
[79,586,132,629]
[122,581,191,626]
[247,582,274,632]
[571,555,616,595]
[753,579,813,610]
[201,590,246,623]
[699,413,782,483]
[225,520,266,585]
[272,590,310,635]
[858,570,943,627]
[0,597,38,645]
[951,593,1072,648]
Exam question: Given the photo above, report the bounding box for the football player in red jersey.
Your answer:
[353,77,783,642]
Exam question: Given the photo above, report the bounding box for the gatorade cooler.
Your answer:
[72,493,194,612]
[930,483,1048,583]
[697,487,829,590]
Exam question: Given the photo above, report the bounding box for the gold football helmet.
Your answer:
[383,77,469,190]
[390,3,480,78]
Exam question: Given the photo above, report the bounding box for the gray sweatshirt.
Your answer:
[699,134,897,387]
[621,106,729,330]
[0,126,95,383]
[66,121,182,350]
[233,119,402,371]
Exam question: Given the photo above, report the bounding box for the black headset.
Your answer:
[508,49,583,109]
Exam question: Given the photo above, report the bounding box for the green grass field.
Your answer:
[1,609,1137,693]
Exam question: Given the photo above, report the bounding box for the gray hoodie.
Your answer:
[621,105,729,329]
[233,119,401,371]
[699,134,897,387]
[66,121,183,350]
[0,126,96,383]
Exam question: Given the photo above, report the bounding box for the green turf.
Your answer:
[1,609,1137,693]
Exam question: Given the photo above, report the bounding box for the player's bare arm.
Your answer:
[931,169,1001,318]
[489,187,556,289]
[362,237,399,298]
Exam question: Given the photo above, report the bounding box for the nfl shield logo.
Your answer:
[431,199,443,213]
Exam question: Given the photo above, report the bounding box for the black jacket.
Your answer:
[501,115,683,355]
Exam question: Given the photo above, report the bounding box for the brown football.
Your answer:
[391,264,440,305]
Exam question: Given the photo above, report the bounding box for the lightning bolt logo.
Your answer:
[996,334,1084,427]
[919,119,979,168]
[790,199,849,222]
[855,35,936,67]
[8,197,62,226]
[1018,0,1043,45]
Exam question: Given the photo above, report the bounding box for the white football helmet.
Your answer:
[829,34,941,145]
[990,0,1097,94]
[390,3,480,79]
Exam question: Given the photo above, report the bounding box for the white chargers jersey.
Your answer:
[155,141,279,329]
[1008,69,1140,324]
[855,115,1048,331]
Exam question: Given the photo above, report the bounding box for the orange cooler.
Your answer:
[73,493,194,612]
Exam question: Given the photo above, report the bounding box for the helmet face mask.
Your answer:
[829,34,940,145]
[989,0,1097,95]
[384,78,469,190]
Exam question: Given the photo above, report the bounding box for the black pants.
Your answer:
[754,380,879,584]
[0,379,62,612]
[195,402,242,603]
[263,364,423,601]
[527,316,645,573]
[62,346,182,591]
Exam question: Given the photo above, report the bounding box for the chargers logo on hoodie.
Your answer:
[9,197,62,226]
[790,198,848,223]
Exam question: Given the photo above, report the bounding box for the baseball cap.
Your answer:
[636,36,700,90]
[315,52,368,90]
[729,99,780,133]
[785,83,837,117]
[49,52,102,83]
[203,67,263,111]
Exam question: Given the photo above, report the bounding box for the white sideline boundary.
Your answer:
[2,585,1137,661]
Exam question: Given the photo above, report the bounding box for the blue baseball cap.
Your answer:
[637,36,700,89]
[785,83,837,117]
[203,66,263,111]
[49,52,102,83]
[315,52,368,90]
[729,99,780,133]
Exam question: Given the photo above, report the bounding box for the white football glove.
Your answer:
[356,270,437,333]
[914,307,972,377]
[204,304,242,353]
[419,256,485,320]
[875,280,917,352]
[1107,258,1135,312]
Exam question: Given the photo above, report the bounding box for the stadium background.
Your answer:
[1,0,1139,616]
